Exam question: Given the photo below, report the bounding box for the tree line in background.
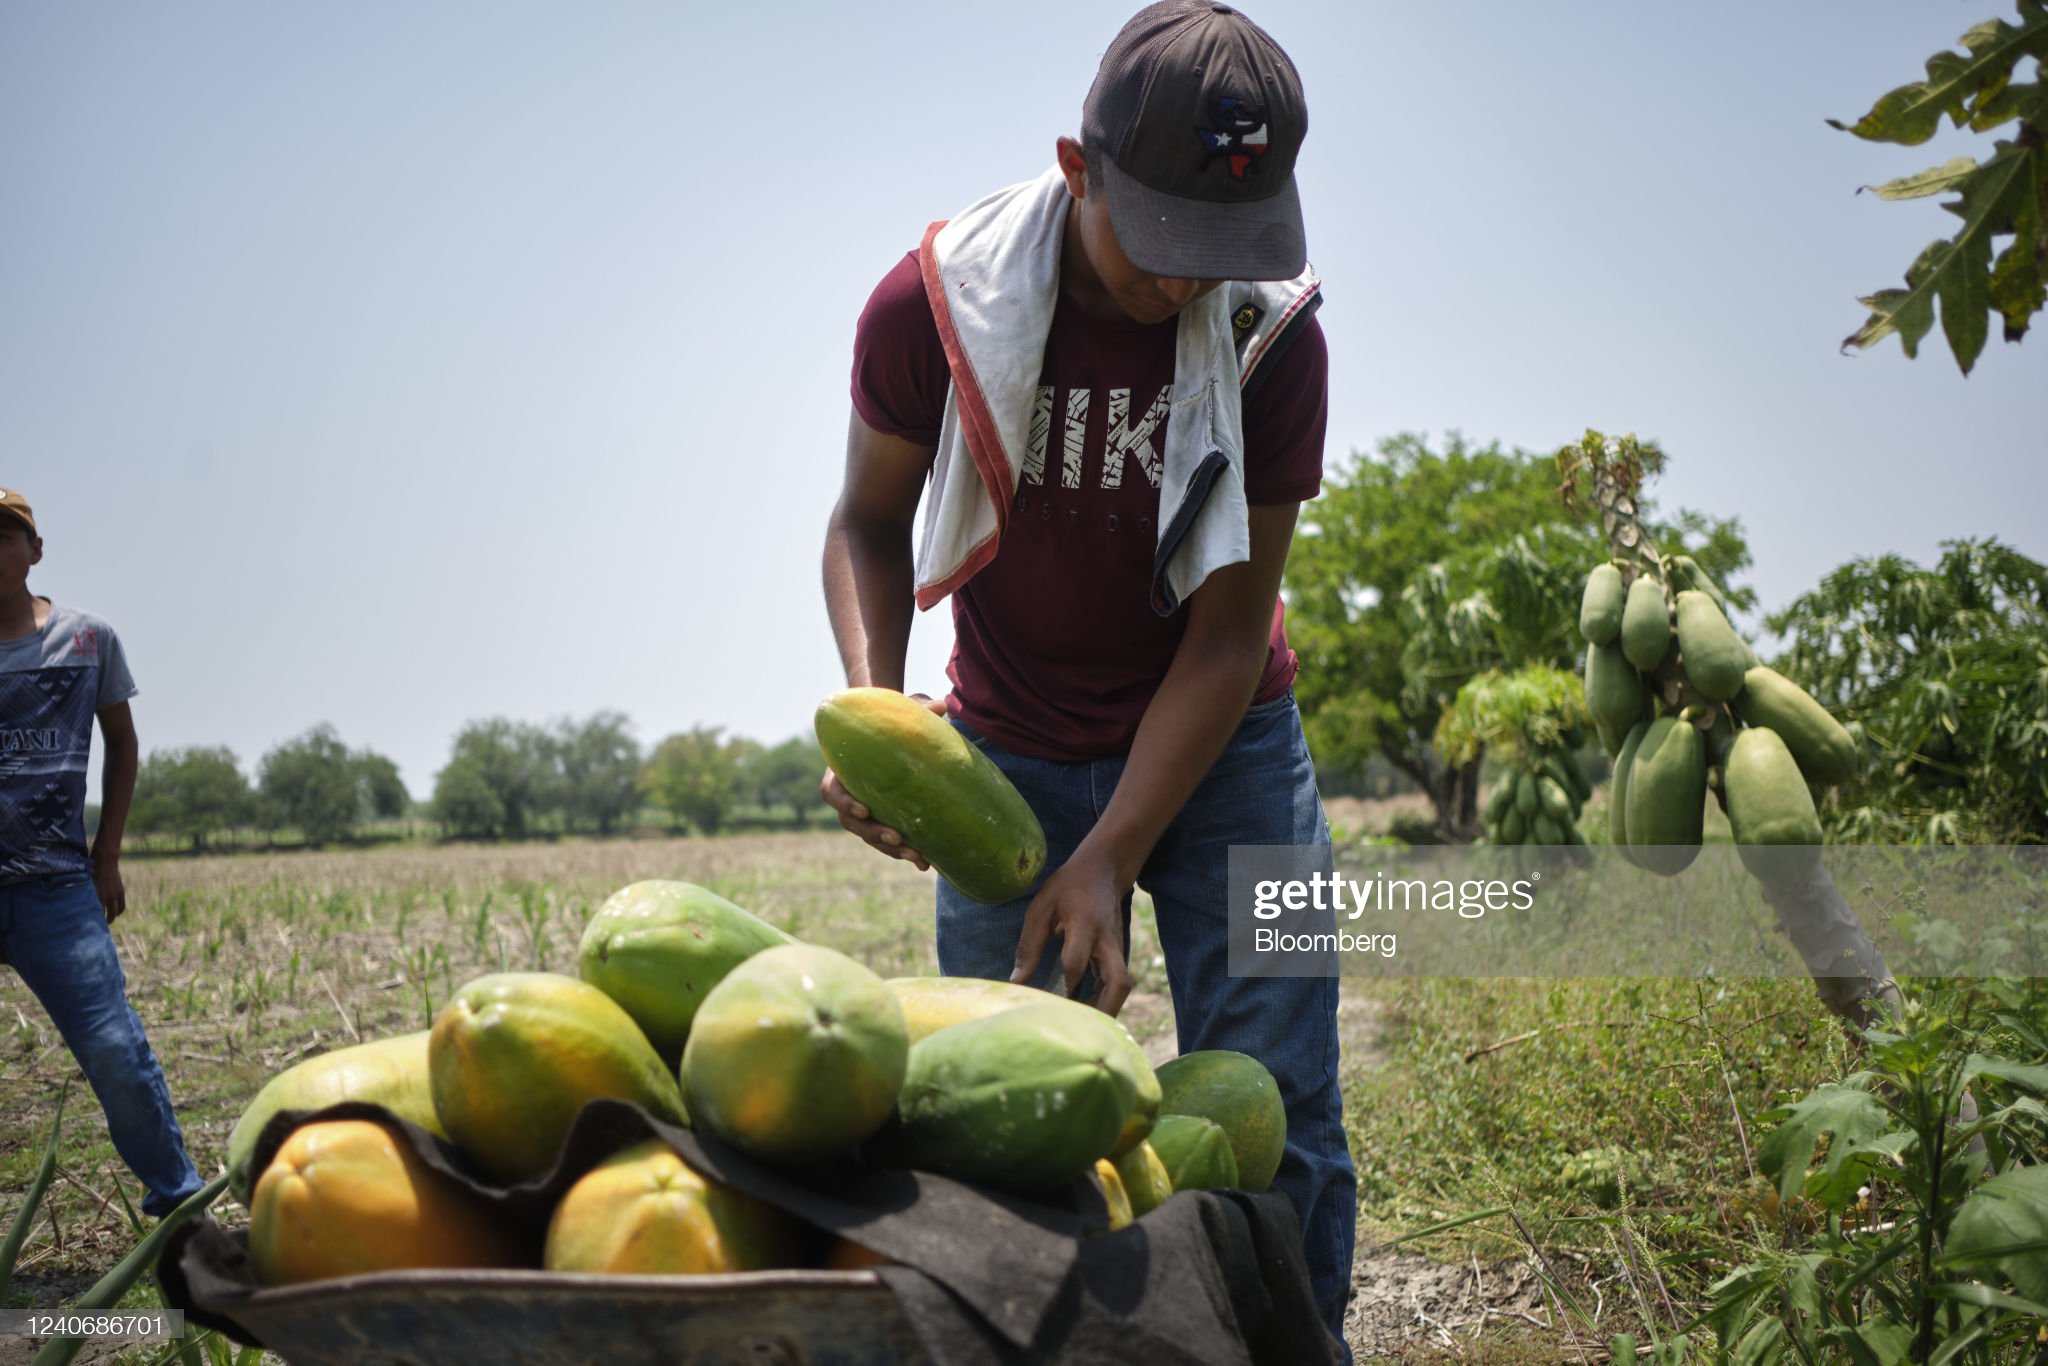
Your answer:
[124,716,824,851]
[119,437,2044,854]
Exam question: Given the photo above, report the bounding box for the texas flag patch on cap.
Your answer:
[1196,96,1270,182]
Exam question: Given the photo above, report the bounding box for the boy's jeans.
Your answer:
[1,870,205,1216]
[938,691,1357,1359]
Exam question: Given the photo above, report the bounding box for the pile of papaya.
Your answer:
[226,879,1288,1287]
[1479,748,1592,848]
[1579,554,1855,883]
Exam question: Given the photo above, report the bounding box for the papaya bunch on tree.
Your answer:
[1435,665,1594,850]
[1560,432,1858,884]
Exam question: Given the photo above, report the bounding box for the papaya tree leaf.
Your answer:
[1756,1082,1891,1204]
[1937,218,1993,372]
[1867,157,1980,202]
[1844,140,2041,372]
[1969,76,2044,132]
[1985,204,2045,342]
[1936,1165,2048,1302]
[1828,6,2048,145]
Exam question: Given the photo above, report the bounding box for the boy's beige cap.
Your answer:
[0,488,36,535]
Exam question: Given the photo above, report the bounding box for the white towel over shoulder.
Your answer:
[910,166,1320,616]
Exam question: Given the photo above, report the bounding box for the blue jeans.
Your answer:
[1,871,204,1217]
[939,692,1357,1358]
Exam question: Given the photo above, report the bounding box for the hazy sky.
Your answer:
[5,2,2040,804]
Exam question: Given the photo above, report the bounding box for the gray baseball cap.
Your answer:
[1081,1,1308,282]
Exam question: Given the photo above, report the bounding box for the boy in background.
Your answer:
[0,487,203,1217]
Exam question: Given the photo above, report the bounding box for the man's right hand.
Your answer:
[820,768,931,871]
[820,691,949,872]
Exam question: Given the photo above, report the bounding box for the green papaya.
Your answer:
[1608,722,1649,861]
[1673,591,1748,703]
[1731,667,1856,786]
[1500,806,1528,844]
[1543,752,1591,807]
[1724,727,1824,888]
[1625,716,1706,876]
[1579,564,1626,645]
[1621,575,1674,671]
[1532,812,1565,845]
[1536,776,1573,824]
[890,1003,1138,1193]
[1514,771,1539,818]
[1667,555,1728,613]
[815,688,1047,903]
[1154,1051,1287,1193]
[883,976,1158,1157]
[578,880,796,1066]
[1490,771,1516,810]
[1585,640,1644,741]
[1595,718,1623,761]
[1145,1114,1239,1192]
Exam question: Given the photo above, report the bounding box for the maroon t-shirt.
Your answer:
[851,250,1327,760]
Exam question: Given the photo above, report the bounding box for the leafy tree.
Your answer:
[355,751,410,821]
[259,725,412,844]
[641,726,745,835]
[130,746,252,851]
[739,734,824,826]
[555,710,641,834]
[432,756,508,840]
[1434,664,1589,773]
[258,726,358,844]
[438,719,560,839]
[1768,538,2048,842]
[1833,2,2048,374]
[1288,432,1749,838]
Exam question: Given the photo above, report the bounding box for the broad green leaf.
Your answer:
[1829,6,2048,145]
[1969,77,2044,131]
[1986,193,2045,342]
[1958,1054,2048,1096]
[1808,1129,1914,1209]
[1937,1165,2048,1302]
[1868,157,1979,202]
[1844,1317,1914,1366]
[1756,1083,1889,1203]
[1844,140,2040,373]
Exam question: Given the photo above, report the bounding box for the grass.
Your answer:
[1,822,1868,1362]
